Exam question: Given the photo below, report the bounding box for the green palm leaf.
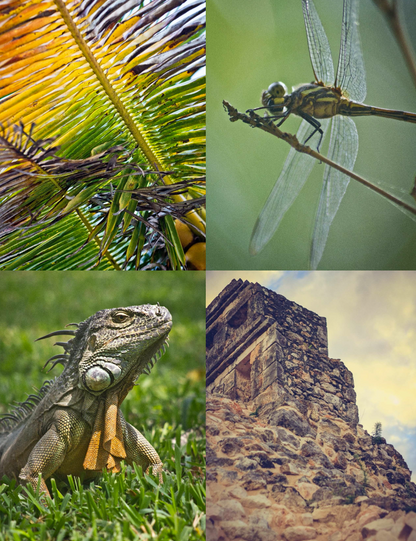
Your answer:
[0,0,206,270]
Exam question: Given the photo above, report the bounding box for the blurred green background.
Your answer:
[0,272,205,429]
[207,0,416,270]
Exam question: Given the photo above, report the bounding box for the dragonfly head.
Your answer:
[261,82,288,113]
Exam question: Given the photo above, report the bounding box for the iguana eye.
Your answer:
[113,311,130,323]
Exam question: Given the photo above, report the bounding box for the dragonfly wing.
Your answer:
[250,118,329,256]
[302,0,335,86]
[310,116,358,269]
[335,0,366,102]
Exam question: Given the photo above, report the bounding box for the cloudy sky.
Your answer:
[207,271,416,482]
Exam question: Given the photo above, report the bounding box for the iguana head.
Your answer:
[40,304,172,396]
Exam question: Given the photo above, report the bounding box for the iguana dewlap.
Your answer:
[0,305,172,497]
[83,390,127,472]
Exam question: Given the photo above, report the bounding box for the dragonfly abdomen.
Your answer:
[339,99,416,123]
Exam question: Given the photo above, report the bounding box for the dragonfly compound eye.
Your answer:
[268,82,288,98]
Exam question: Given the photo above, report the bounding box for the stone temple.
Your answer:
[206,279,416,541]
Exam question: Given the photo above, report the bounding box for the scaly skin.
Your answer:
[0,305,172,497]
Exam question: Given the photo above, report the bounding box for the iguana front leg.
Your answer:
[19,411,85,497]
[121,413,163,481]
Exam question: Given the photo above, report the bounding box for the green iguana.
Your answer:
[0,304,172,497]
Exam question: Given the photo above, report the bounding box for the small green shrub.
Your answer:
[371,422,385,445]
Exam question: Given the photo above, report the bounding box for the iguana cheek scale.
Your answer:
[0,305,172,498]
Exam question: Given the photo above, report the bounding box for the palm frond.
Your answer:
[0,0,206,270]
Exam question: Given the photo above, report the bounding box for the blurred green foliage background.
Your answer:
[207,0,416,270]
[0,271,205,431]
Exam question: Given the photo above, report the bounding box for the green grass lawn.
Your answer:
[0,272,205,540]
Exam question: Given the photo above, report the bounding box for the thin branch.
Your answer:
[372,0,416,89]
[223,100,416,217]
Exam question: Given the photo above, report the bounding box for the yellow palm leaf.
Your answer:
[0,0,206,270]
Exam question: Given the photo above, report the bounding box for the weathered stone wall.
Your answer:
[207,396,416,541]
[207,279,358,425]
[207,280,416,541]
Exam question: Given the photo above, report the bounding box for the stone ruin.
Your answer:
[207,278,358,424]
[207,279,416,541]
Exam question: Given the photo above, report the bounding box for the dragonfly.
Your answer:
[249,0,416,269]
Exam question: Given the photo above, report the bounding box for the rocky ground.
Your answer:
[207,395,416,541]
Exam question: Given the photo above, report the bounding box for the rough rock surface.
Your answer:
[207,280,416,540]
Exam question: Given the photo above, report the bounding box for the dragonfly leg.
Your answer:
[299,111,323,152]
[276,111,290,126]
[246,105,270,113]
[261,110,290,126]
